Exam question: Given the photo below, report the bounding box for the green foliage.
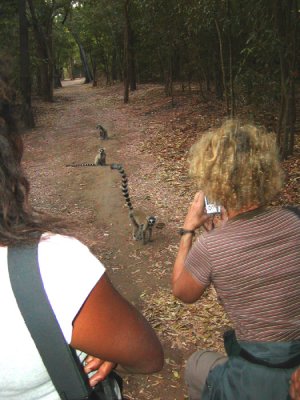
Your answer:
[0,0,298,154]
[0,1,19,80]
[53,18,79,69]
[66,0,124,81]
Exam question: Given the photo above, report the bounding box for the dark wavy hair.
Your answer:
[0,61,69,245]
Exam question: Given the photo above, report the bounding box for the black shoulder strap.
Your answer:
[7,243,90,400]
[284,206,300,218]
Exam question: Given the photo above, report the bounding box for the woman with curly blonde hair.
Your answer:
[172,120,300,400]
[188,120,284,211]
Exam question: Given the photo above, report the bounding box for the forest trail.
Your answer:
[22,79,299,400]
[23,79,195,400]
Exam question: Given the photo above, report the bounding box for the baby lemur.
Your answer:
[66,148,106,167]
[110,163,156,244]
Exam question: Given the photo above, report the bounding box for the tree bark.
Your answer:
[227,0,235,117]
[215,18,230,115]
[19,0,35,127]
[53,66,62,88]
[27,0,53,101]
[123,0,130,103]
[129,25,136,91]
[79,43,93,83]
[111,49,118,81]
[214,49,223,100]
[273,0,297,158]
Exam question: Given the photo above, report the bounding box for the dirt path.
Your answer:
[22,79,300,400]
[23,79,195,400]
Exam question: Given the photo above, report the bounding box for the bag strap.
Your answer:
[239,347,300,369]
[8,243,91,400]
[284,206,300,218]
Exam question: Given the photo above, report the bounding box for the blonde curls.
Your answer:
[188,120,284,210]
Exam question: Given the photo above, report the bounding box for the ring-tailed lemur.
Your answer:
[111,163,156,244]
[96,124,108,140]
[66,148,106,167]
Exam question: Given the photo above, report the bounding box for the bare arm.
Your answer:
[172,191,209,303]
[71,273,164,375]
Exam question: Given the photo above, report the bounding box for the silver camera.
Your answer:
[204,196,221,215]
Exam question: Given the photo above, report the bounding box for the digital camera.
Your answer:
[204,196,221,215]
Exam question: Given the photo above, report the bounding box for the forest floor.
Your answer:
[23,79,299,400]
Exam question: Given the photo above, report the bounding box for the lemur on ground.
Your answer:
[110,163,156,244]
[66,148,106,167]
[96,124,108,140]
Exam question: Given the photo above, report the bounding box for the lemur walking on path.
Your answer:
[111,163,156,244]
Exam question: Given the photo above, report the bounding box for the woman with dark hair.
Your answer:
[173,120,300,399]
[0,67,163,399]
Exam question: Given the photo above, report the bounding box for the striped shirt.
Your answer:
[185,207,300,342]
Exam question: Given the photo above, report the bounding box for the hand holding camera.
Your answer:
[182,191,210,232]
[183,192,226,235]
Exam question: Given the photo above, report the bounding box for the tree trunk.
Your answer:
[227,0,235,117]
[111,49,118,81]
[198,75,207,101]
[164,58,172,96]
[273,0,297,158]
[205,66,211,92]
[214,48,223,100]
[79,43,93,83]
[90,54,97,86]
[129,26,137,91]
[123,0,130,103]
[288,80,296,155]
[27,0,53,101]
[165,53,174,106]
[19,0,35,127]
[53,66,62,88]
[198,65,208,101]
[68,58,74,80]
[215,18,230,115]
[70,30,93,83]
[157,48,165,83]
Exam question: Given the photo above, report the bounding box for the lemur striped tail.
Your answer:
[111,163,133,211]
[66,163,99,167]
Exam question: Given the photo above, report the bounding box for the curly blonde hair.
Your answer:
[188,120,284,210]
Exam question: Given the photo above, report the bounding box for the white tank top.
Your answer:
[0,234,104,399]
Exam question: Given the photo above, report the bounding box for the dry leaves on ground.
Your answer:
[141,286,231,354]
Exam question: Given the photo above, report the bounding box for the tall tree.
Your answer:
[27,0,54,101]
[19,0,35,127]
[273,0,298,157]
[71,31,93,83]
[123,0,130,103]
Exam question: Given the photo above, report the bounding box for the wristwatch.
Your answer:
[178,228,195,236]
